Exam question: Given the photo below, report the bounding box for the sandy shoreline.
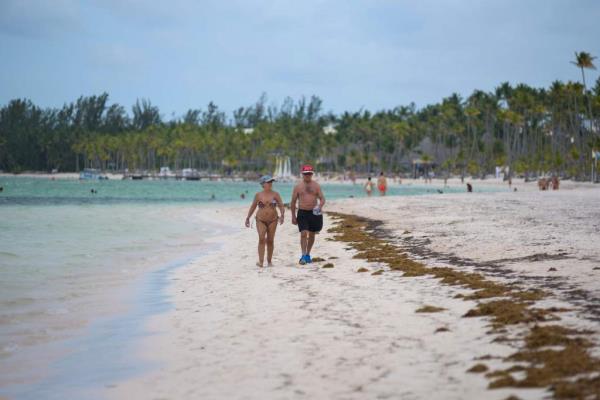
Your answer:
[0,203,236,400]
[99,182,600,399]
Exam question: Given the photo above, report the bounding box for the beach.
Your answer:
[101,180,600,400]
[4,1,600,398]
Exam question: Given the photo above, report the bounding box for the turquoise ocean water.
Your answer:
[0,176,474,398]
[0,176,469,205]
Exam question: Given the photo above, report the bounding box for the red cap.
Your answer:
[301,164,314,174]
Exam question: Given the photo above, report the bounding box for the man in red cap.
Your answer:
[291,164,326,265]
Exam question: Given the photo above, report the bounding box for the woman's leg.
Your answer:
[266,220,278,265]
[256,220,267,267]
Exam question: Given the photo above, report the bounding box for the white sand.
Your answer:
[106,182,600,400]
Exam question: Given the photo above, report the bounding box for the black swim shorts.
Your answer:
[296,209,323,232]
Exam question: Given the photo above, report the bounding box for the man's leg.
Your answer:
[307,231,316,255]
[300,230,308,255]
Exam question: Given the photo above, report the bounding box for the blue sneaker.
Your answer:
[299,255,307,265]
[305,254,312,263]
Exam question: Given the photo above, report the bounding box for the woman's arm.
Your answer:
[275,193,285,224]
[245,194,258,227]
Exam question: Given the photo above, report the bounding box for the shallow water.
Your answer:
[0,203,221,393]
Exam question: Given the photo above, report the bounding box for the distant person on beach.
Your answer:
[466,183,473,192]
[424,170,432,183]
[551,176,560,190]
[428,169,435,182]
[291,165,325,265]
[364,177,374,196]
[245,175,285,268]
[240,193,245,199]
[377,172,387,196]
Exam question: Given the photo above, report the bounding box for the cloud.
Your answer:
[0,0,82,38]
[88,43,148,70]
[1,0,599,114]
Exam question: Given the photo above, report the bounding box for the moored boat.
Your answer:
[79,168,108,180]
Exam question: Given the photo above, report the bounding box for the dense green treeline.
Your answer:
[2,59,599,179]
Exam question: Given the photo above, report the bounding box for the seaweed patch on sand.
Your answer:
[416,305,446,313]
[467,363,489,373]
[326,211,600,399]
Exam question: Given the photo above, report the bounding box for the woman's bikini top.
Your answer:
[258,198,278,209]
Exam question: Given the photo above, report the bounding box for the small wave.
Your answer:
[0,196,224,206]
[45,307,70,315]
[1,297,36,307]
[1,343,20,355]
[71,253,95,259]
[0,251,18,258]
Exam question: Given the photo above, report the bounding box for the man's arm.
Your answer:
[290,186,299,224]
[317,183,326,209]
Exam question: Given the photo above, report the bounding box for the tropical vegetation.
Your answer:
[1,55,599,180]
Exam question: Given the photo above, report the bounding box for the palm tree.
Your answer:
[571,51,597,133]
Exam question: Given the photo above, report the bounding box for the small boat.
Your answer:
[180,168,200,181]
[158,167,175,179]
[79,169,108,180]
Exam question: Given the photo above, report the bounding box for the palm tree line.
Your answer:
[1,53,598,179]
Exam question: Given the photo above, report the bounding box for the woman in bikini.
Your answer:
[245,175,285,267]
[364,176,374,197]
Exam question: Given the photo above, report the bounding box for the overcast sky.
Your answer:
[1,0,599,117]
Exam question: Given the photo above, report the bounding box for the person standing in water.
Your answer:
[377,172,387,196]
[349,170,356,185]
[245,175,285,267]
[364,176,374,196]
[291,165,326,265]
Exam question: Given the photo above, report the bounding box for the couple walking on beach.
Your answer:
[245,165,326,268]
